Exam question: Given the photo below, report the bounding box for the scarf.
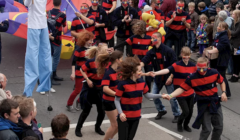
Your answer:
[0,117,22,133]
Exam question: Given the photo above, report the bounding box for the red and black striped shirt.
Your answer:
[166,11,191,32]
[81,57,103,87]
[102,0,116,11]
[126,34,151,60]
[48,8,66,46]
[180,68,224,96]
[168,60,197,97]
[101,67,118,102]
[71,13,95,42]
[72,47,88,79]
[115,78,149,120]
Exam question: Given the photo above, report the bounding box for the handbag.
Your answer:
[203,46,219,60]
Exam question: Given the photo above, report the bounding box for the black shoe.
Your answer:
[172,116,179,123]
[184,125,192,132]
[155,111,167,120]
[52,79,61,85]
[53,71,63,81]
[52,80,61,85]
[231,76,239,82]
[177,124,183,132]
[75,129,82,137]
[95,127,105,135]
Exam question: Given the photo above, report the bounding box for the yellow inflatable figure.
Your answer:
[141,11,166,37]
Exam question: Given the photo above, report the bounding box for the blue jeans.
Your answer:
[23,28,52,97]
[187,30,196,51]
[152,82,181,116]
[52,43,62,72]
[227,55,233,74]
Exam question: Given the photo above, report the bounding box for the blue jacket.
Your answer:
[212,31,231,67]
[0,117,22,140]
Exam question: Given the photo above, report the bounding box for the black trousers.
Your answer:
[177,95,194,127]
[216,66,231,97]
[144,64,153,92]
[116,37,133,56]
[107,13,114,48]
[76,83,105,131]
[232,54,240,75]
[117,118,140,140]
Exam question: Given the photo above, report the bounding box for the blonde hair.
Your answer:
[85,43,108,59]
[181,46,191,56]
[199,14,208,21]
[218,22,231,38]
[233,10,240,25]
[197,57,209,63]
[188,2,195,8]
[12,95,26,105]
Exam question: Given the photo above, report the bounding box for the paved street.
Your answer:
[0,33,240,140]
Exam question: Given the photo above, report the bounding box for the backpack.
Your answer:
[47,11,63,37]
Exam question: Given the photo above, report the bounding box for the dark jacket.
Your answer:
[18,119,39,140]
[208,1,219,17]
[230,21,240,49]
[212,31,231,67]
[142,43,177,87]
[32,121,43,140]
[112,6,138,38]
[0,116,22,140]
[190,11,199,30]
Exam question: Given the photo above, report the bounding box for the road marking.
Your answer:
[148,121,184,139]
[43,113,157,132]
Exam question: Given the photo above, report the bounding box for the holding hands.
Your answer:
[162,93,171,100]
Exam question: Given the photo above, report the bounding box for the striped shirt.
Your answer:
[208,1,219,17]
[81,58,103,87]
[126,35,151,60]
[48,8,66,46]
[168,61,197,97]
[72,47,88,79]
[115,78,149,120]
[180,68,224,96]
[166,11,191,32]
[101,67,118,102]
[102,0,116,11]
[71,13,95,42]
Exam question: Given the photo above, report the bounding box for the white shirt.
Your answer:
[24,0,47,29]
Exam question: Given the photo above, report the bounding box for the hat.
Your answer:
[143,5,152,13]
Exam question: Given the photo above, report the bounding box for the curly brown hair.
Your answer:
[96,50,123,76]
[131,20,146,35]
[76,30,94,47]
[117,56,140,80]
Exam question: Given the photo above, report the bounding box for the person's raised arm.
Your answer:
[108,1,117,14]
[154,69,170,76]
[170,88,185,98]
[75,13,94,25]
[165,11,176,27]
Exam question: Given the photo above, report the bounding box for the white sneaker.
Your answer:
[40,91,45,95]
[50,88,56,93]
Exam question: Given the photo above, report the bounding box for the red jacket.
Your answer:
[160,0,176,17]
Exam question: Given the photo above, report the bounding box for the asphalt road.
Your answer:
[0,33,240,140]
